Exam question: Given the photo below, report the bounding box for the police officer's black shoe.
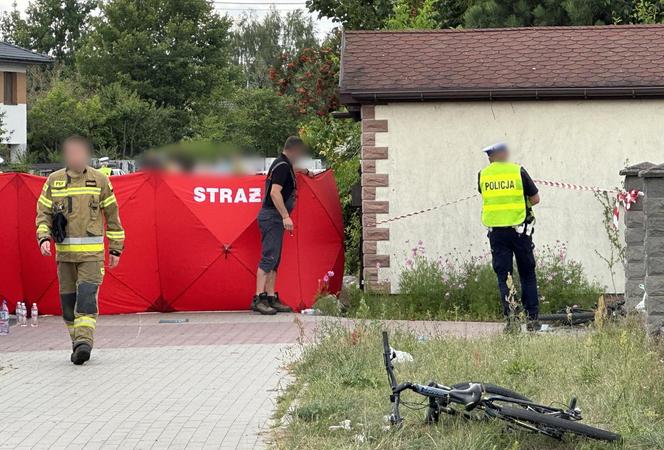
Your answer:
[526,320,541,332]
[71,343,92,365]
[269,293,293,313]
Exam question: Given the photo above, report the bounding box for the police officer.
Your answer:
[36,136,125,365]
[478,143,540,331]
[252,136,313,314]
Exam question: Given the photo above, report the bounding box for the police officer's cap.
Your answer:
[482,142,508,155]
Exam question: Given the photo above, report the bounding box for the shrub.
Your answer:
[396,241,602,320]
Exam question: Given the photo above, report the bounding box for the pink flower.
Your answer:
[323,275,329,283]
[327,271,334,277]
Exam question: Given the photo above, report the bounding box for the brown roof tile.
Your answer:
[340,26,664,101]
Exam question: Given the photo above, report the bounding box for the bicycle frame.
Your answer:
[382,331,583,429]
[384,331,481,424]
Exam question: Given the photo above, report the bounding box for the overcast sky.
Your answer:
[0,0,337,39]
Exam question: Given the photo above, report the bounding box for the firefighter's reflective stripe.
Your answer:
[38,195,52,208]
[51,187,102,197]
[56,243,105,253]
[37,224,50,233]
[60,237,104,245]
[101,194,117,208]
[106,230,125,240]
[74,316,96,329]
[42,183,48,192]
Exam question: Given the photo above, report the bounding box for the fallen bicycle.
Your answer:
[382,331,620,442]
[538,300,625,326]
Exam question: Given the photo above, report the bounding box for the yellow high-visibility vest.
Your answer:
[99,166,112,176]
[479,162,526,227]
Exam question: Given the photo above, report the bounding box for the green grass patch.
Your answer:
[274,320,664,449]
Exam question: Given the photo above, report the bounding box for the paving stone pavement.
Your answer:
[0,313,309,450]
[0,312,501,449]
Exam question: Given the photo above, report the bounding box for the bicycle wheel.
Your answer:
[498,405,620,442]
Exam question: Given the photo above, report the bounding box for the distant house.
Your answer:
[340,25,664,293]
[0,42,52,162]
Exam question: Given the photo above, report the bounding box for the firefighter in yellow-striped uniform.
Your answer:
[36,136,125,365]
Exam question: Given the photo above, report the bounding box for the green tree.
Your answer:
[306,0,395,29]
[76,0,235,112]
[270,40,340,117]
[27,79,177,160]
[300,115,362,274]
[195,88,299,156]
[0,0,96,63]
[631,0,664,22]
[385,0,440,28]
[95,83,180,157]
[233,9,318,88]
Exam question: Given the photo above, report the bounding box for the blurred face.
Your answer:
[491,149,510,162]
[63,140,90,171]
[285,144,306,163]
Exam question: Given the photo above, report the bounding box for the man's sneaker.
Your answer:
[250,294,261,311]
[526,319,541,332]
[252,293,277,315]
[269,293,293,313]
[71,343,92,365]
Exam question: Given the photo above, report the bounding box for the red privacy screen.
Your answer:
[0,171,344,315]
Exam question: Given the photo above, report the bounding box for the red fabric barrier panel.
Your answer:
[0,171,344,315]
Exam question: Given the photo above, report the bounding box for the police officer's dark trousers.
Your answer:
[489,227,538,319]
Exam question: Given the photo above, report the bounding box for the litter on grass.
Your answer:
[390,347,414,363]
[329,419,352,431]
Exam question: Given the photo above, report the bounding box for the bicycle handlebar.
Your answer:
[383,331,398,389]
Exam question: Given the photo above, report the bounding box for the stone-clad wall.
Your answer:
[622,162,664,334]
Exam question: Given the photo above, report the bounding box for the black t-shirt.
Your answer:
[477,167,539,199]
[263,153,296,208]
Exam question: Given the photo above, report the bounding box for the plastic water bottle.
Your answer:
[31,303,38,327]
[0,299,9,335]
[19,302,27,327]
[15,302,22,326]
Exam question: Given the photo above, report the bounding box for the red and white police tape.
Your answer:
[374,179,642,227]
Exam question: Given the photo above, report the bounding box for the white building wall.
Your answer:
[373,100,664,293]
[0,104,27,144]
[0,63,28,161]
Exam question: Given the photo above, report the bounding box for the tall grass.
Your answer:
[274,320,664,449]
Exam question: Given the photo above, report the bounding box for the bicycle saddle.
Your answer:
[449,383,483,409]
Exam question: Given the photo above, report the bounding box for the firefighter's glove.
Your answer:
[52,212,68,243]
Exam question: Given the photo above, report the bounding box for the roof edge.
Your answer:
[340,86,664,104]
[0,41,53,64]
[343,24,664,35]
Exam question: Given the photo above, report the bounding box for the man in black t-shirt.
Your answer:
[253,136,313,315]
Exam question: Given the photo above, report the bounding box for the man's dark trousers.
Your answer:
[489,227,538,319]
